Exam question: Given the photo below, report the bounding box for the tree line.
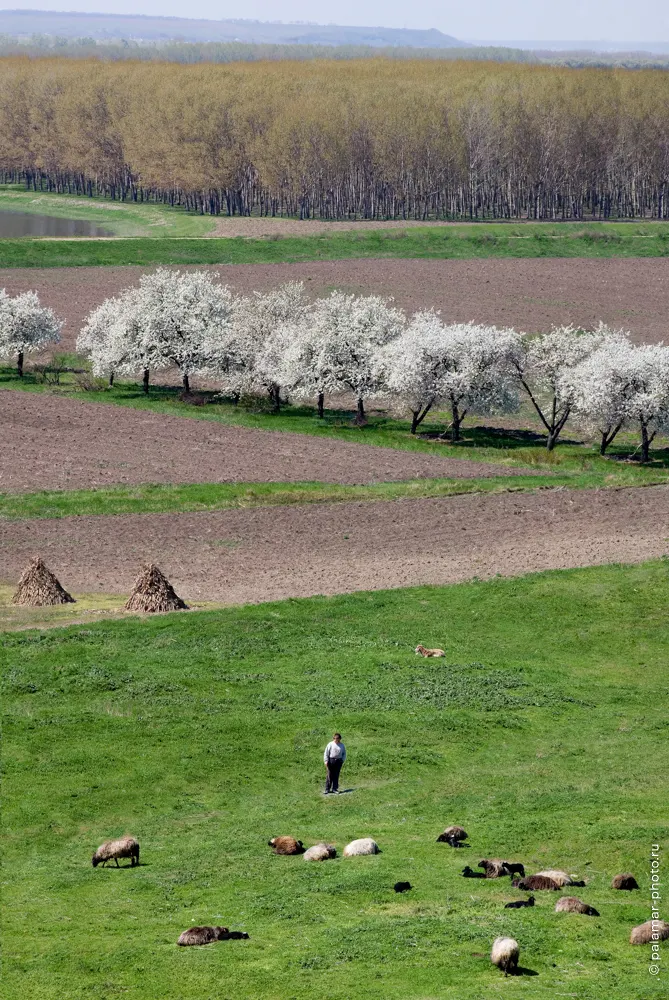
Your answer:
[1,57,669,220]
[2,273,667,462]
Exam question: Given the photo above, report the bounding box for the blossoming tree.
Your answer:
[0,289,62,376]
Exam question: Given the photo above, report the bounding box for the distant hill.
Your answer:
[0,9,468,47]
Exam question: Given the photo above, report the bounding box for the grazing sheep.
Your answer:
[415,645,445,657]
[612,873,639,890]
[535,869,584,887]
[343,838,379,857]
[505,896,535,909]
[436,825,468,847]
[555,896,599,916]
[178,926,228,947]
[461,866,485,879]
[630,920,669,945]
[478,859,512,879]
[394,881,412,893]
[268,836,304,855]
[92,836,140,868]
[502,862,526,878]
[512,875,560,891]
[490,936,519,976]
[303,843,336,861]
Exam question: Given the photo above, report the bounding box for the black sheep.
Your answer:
[394,881,412,893]
[505,895,535,909]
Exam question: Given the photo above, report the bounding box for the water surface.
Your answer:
[0,210,113,238]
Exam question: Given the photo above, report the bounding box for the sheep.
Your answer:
[555,896,599,916]
[502,862,526,878]
[535,869,585,888]
[512,875,560,891]
[505,896,535,909]
[303,843,336,861]
[478,859,512,879]
[394,881,412,893]
[436,825,468,847]
[490,936,519,976]
[415,645,445,657]
[630,920,669,945]
[177,926,250,946]
[268,836,304,855]
[343,838,379,857]
[92,836,139,868]
[461,866,485,879]
[612,873,639,890]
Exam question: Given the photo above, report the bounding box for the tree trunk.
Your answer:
[640,420,655,463]
[142,368,150,394]
[599,421,623,455]
[109,372,114,387]
[410,410,420,434]
[182,373,190,394]
[17,350,24,378]
[410,399,434,434]
[450,400,466,443]
[317,392,324,419]
[355,397,366,425]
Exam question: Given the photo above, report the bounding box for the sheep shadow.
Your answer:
[514,967,539,977]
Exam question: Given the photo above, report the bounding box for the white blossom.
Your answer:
[0,289,62,376]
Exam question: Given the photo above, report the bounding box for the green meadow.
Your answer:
[3,562,668,1000]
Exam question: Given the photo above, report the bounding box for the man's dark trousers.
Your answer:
[325,759,343,792]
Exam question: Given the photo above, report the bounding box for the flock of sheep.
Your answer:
[91,821,666,972]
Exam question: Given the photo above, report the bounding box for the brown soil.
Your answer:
[1,258,668,358]
[0,390,518,493]
[1,486,666,604]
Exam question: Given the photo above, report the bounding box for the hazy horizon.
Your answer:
[2,2,667,45]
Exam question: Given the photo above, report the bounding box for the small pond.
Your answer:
[0,210,114,238]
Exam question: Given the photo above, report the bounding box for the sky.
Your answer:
[7,0,669,42]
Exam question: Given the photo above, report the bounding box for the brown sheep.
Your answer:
[478,859,512,879]
[630,920,669,945]
[178,926,229,947]
[268,836,304,855]
[436,825,468,847]
[555,896,599,916]
[612,873,639,891]
[415,645,445,657]
[92,836,139,868]
[512,875,560,891]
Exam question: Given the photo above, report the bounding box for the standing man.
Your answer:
[323,732,346,794]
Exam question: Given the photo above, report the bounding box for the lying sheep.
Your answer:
[415,645,445,657]
[461,866,485,879]
[303,843,336,861]
[394,881,412,893]
[92,836,140,868]
[555,896,599,916]
[177,926,250,946]
[490,936,519,976]
[436,825,468,847]
[630,920,669,945]
[268,836,304,855]
[612,873,639,890]
[343,838,379,857]
[505,896,535,909]
[512,875,560,891]
[535,869,585,888]
[479,859,512,879]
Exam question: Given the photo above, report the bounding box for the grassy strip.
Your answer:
[3,562,668,999]
[0,187,216,238]
[1,222,669,268]
[2,468,669,521]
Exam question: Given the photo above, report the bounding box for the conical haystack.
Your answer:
[12,556,75,606]
[125,563,188,613]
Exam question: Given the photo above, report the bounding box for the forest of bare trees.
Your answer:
[1,57,668,221]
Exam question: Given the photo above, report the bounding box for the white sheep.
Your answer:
[92,836,139,868]
[343,838,379,857]
[304,843,337,861]
[490,936,519,976]
[535,869,584,887]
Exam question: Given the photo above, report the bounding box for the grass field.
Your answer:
[1,223,669,268]
[3,561,667,1000]
[0,187,216,238]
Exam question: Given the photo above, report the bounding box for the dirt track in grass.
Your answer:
[2,486,666,604]
[0,390,521,492]
[1,258,668,359]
